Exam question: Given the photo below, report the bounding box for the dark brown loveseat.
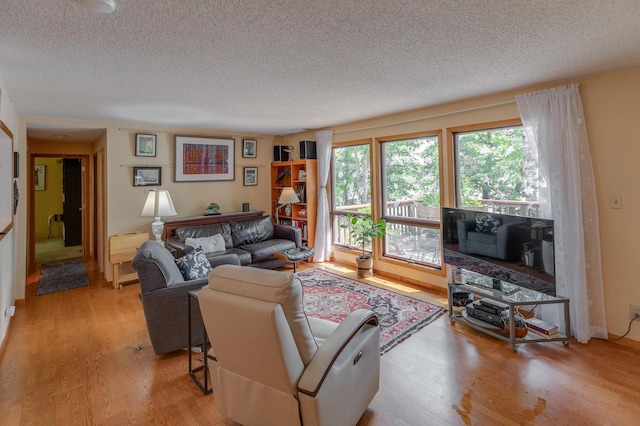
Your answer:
[166,215,302,269]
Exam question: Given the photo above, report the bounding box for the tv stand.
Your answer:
[448,269,571,351]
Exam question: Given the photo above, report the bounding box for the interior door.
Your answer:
[63,158,83,247]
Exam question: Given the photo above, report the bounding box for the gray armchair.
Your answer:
[131,240,239,355]
[457,217,529,261]
[199,265,381,426]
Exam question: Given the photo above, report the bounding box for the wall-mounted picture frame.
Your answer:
[35,165,45,190]
[136,133,157,157]
[242,139,257,158]
[133,166,162,186]
[175,135,235,182]
[243,167,258,186]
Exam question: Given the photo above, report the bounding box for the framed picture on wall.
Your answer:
[136,133,157,157]
[242,139,257,158]
[133,166,162,186]
[35,165,45,191]
[243,167,257,186]
[175,135,235,182]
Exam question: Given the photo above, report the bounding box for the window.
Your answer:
[332,143,371,248]
[380,135,441,267]
[454,124,539,216]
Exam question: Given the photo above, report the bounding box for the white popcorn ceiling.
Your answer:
[1,0,640,136]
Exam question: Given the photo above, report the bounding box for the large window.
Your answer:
[454,124,539,216]
[332,143,371,248]
[380,135,441,267]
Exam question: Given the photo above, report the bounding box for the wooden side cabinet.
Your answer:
[108,231,149,290]
[271,160,317,248]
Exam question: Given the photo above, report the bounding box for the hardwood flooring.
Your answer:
[1,259,639,425]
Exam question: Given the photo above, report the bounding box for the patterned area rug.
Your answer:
[37,258,90,295]
[298,269,445,354]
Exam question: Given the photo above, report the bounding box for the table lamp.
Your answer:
[141,190,177,244]
[276,187,300,222]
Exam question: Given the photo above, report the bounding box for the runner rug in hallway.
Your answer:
[37,258,90,295]
[298,268,445,354]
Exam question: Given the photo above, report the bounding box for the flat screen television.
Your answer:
[442,207,556,296]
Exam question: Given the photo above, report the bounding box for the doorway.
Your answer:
[32,156,86,264]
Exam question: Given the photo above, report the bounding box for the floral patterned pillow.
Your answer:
[175,247,213,281]
[475,213,501,234]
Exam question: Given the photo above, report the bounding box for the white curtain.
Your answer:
[516,84,607,343]
[313,130,333,262]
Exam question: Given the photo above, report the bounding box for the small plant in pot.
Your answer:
[341,213,386,277]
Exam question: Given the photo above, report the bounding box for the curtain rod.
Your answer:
[332,99,516,134]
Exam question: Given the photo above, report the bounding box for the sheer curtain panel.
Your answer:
[313,130,332,262]
[516,84,607,343]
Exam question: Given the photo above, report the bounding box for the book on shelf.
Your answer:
[526,328,559,339]
[524,317,558,335]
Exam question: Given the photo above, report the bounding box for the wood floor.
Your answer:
[1,259,640,425]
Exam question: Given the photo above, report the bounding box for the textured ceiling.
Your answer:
[2,0,640,137]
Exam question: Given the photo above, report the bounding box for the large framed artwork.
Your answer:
[175,136,235,182]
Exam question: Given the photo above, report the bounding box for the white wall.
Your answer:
[0,81,20,346]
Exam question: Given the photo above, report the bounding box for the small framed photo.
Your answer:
[133,166,162,186]
[136,133,157,157]
[35,165,46,191]
[243,167,258,186]
[242,139,257,158]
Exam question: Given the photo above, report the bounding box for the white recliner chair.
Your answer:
[198,265,380,426]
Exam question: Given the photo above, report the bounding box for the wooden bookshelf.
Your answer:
[271,160,317,248]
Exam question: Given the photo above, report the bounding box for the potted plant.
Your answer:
[341,213,386,277]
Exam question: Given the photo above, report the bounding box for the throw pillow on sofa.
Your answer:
[185,234,226,253]
[175,247,213,281]
[475,213,501,234]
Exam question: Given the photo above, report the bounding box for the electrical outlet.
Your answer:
[629,304,640,320]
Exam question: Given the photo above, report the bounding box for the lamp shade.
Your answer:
[141,190,177,218]
[277,187,300,204]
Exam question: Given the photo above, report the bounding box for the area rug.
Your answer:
[37,258,90,295]
[298,269,445,354]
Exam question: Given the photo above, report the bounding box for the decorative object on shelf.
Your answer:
[242,203,250,212]
[275,187,300,222]
[141,189,178,244]
[340,213,386,277]
[133,166,161,186]
[502,311,528,338]
[243,167,257,186]
[297,169,306,181]
[242,139,257,158]
[203,203,220,216]
[295,184,305,203]
[34,165,46,191]
[175,135,235,182]
[275,168,290,185]
[273,145,293,161]
[135,133,157,157]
